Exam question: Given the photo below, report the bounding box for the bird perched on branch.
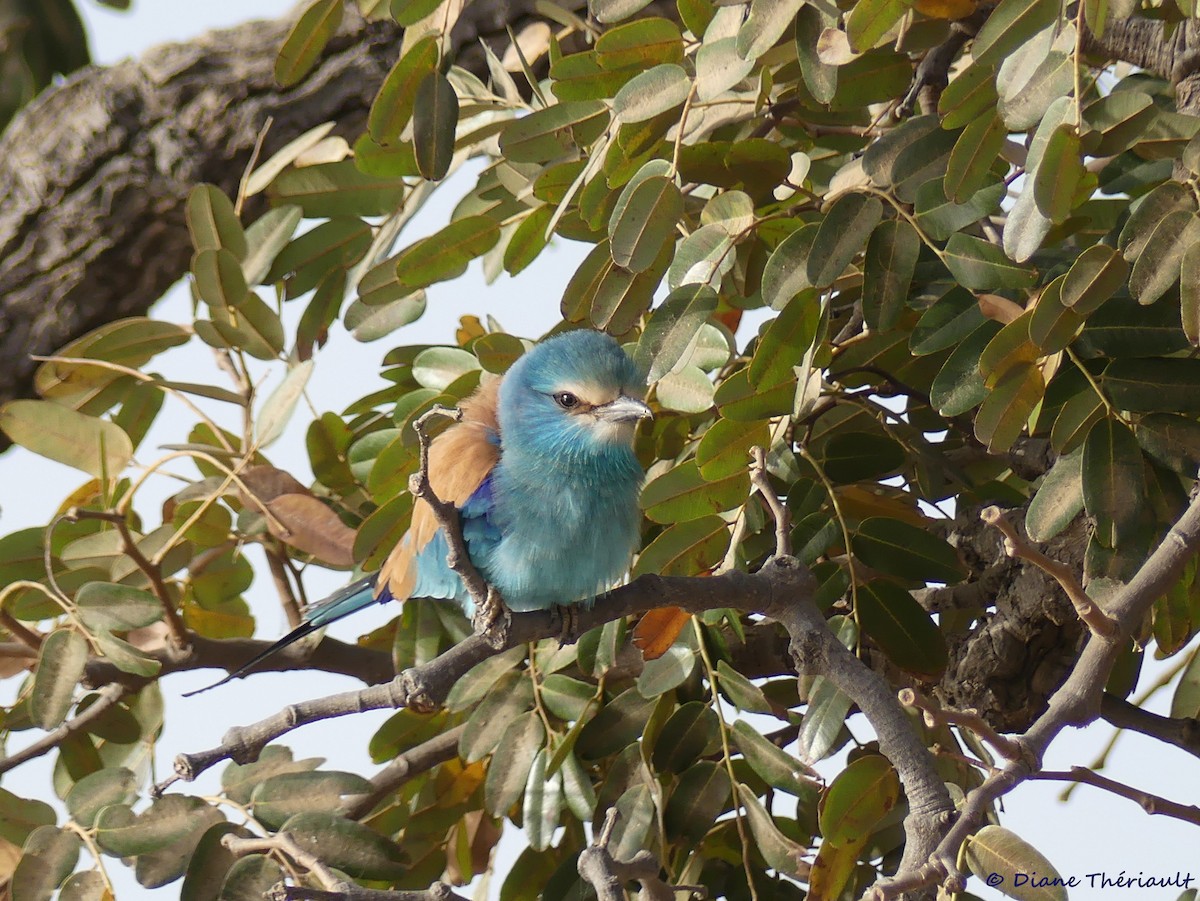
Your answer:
[186,329,651,695]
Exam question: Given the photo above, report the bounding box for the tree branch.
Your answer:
[1100,693,1200,761]
[0,683,127,776]
[341,725,465,821]
[1031,767,1200,827]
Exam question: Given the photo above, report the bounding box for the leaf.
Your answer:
[973,361,1044,453]
[608,175,682,272]
[798,617,857,761]
[596,17,684,69]
[612,63,691,122]
[635,284,717,381]
[846,0,905,51]
[95,796,212,857]
[695,38,754,101]
[591,0,657,23]
[945,114,1005,204]
[794,5,837,104]
[193,248,250,309]
[944,233,1037,291]
[819,755,900,846]
[459,670,534,763]
[1129,210,1200,305]
[31,629,88,730]
[736,785,808,877]
[862,219,919,331]
[394,216,501,290]
[94,631,161,677]
[266,494,355,566]
[655,364,715,413]
[820,431,905,483]
[1027,446,1085,541]
[66,768,139,828]
[806,194,883,288]
[761,226,816,309]
[270,160,406,217]
[696,418,770,481]
[368,36,440,145]
[11,826,82,901]
[484,712,546,816]
[1183,241,1200,347]
[1028,276,1085,354]
[1004,97,1072,263]
[651,701,718,773]
[738,0,804,59]
[731,720,815,796]
[911,287,987,355]
[1118,182,1195,263]
[641,460,749,523]
[1082,417,1145,548]
[852,517,966,584]
[278,812,405,880]
[632,516,728,578]
[413,71,458,181]
[244,122,336,197]
[971,0,1059,66]
[255,360,314,448]
[964,825,1069,901]
[916,179,1005,242]
[523,749,563,851]
[503,205,555,276]
[0,400,132,477]
[76,582,162,631]
[186,184,246,257]
[36,318,191,399]
[1135,413,1200,475]
[856,580,949,678]
[275,0,343,87]
[664,761,731,843]
[499,102,609,164]
[749,292,820,389]
[1061,244,1128,315]
[242,205,304,285]
[1032,124,1084,224]
[1103,359,1200,413]
[1085,90,1157,156]
[576,687,656,759]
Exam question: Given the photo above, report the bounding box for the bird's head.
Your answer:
[499,330,652,460]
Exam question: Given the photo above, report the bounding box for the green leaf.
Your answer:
[275,0,343,87]
[0,400,132,477]
[1050,388,1104,454]
[1103,359,1200,413]
[939,59,997,130]
[394,216,502,290]
[1082,417,1145,548]
[748,292,820,388]
[391,0,444,25]
[716,662,772,714]
[696,418,770,481]
[576,687,656,760]
[731,720,814,796]
[846,0,905,52]
[612,63,691,122]
[596,17,684,69]
[655,364,715,413]
[911,287,987,355]
[973,362,1044,453]
[736,784,808,877]
[66,768,139,828]
[30,629,87,730]
[1028,276,1085,353]
[635,284,717,382]
[36,318,191,399]
[862,219,919,332]
[944,233,1037,291]
[76,582,162,632]
[413,71,458,181]
[664,761,731,843]
[637,645,696,699]
[651,700,718,772]
[1061,244,1128,314]
[278,812,406,880]
[1004,97,1071,263]
[95,795,212,856]
[242,205,304,285]
[806,194,883,289]
[964,825,1068,901]
[1084,91,1157,156]
[609,176,682,272]
[633,515,728,578]
[255,360,314,448]
[592,0,657,23]
[186,184,246,257]
[459,670,535,763]
[93,630,162,677]
[738,0,804,59]
[915,179,1005,243]
[945,114,1005,204]
[642,460,749,523]
[852,517,966,584]
[1118,182,1195,263]
[11,826,82,901]
[1027,446,1085,541]
[1182,241,1200,347]
[1129,210,1200,305]
[193,247,250,309]
[1135,413,1200,475]
[856,580,949,678]
[368,36,439,144]
[500,102,609,164]
[820,431,905,483]
[819,755,900,846]
[484,712,546,816]
[714,368,796,421]
[270,161,406,217]
[761,225,816,310]
[1033,124,1084,224]
[251,771,373,830]
[540,674,596,721]
[971,0,1060,66]
[503,206,555,276]
[523,749,563,851]
[218,856,284,901]
[1171,648,1200,718]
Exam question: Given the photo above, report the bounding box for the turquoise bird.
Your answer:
[187,329,651,694]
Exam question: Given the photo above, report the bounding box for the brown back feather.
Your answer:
[378,377,502,600]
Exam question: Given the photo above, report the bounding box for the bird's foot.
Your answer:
[473,587,512,649]
[553,603,581,644]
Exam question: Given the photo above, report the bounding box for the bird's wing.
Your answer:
[378,376,502,602]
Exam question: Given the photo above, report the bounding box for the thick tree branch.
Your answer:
[341,725,465,821]
[1101,693,1200,761]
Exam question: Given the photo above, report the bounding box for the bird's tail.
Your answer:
[182,574,383,697]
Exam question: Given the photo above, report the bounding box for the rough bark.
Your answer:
[0,0,555,430]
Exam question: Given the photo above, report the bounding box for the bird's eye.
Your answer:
[554,392,579,409]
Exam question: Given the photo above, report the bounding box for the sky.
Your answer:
[1,2,1197,899]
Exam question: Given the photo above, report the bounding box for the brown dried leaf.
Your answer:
[977,292,1025,324]
[266,493,356,566]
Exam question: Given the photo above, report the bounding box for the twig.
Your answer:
[408,406,504,642]
[65,508,191,649]
[0,683,127,776]
[0,605,43,653]
[1100,693,1200,761]
[236,115,273,216]
[980,506,1118,638]
[1031,767,1200,826]
[577,808,703,901]
[268,883,468,901]
[222,832,343,892]
[896,11,988,117]
[749,446,791,558]
[266,545,305,630]
[899,688,1022,761]
[341,726,464,820]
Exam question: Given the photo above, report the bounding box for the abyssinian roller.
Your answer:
[186,329,651,695]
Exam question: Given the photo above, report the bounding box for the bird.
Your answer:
[185,329,652,695]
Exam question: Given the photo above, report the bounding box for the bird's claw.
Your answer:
[553,603,580,644]
[473,587,512,648]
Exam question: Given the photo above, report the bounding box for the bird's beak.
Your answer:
[596,395,653,423]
